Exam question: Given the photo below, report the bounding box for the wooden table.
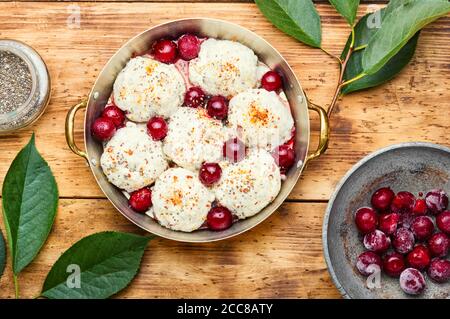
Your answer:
[0,0,448,299]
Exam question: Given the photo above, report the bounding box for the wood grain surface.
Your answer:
[0,1,448,299]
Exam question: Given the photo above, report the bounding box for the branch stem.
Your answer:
[13,274,19,299]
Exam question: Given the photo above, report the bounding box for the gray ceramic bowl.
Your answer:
[323,142,450,299]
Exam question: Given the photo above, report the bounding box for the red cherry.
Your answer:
[393,227,415,254]
[436,210,450,234]
[411,216,434,241]
[371,187,395,211]
[184,87,205,108]
[178,34,200,61]
[356,251,382,276]
[428,258,450,283]
[383,252,406,277]
[129,188,152,213]
[272,144,296,170]
[425,189,449,215]
[355,207,378,234]
[207,206,233,231]
[413,198,428,215]
[428,233,450,257]
[92,117,116,141]
[206,96,228,120]
[153,39,178,64]
[223,138,246,163]
[102,104,125,127]
[378,213,399,235]
[399,268,426,295]
[199,163,222,186]
[407,245,431,270]
[363,230,390,253]
[147,116,168,141]
[261,71,282,91]
[391,191,415,214]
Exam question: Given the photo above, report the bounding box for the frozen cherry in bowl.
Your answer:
[272,144,296,170]
[391,191,415,214]
[207,96,228,120]
[393,227,415,254]
[92,117,116,141]
[199,162,222,186]
[147,116,168,141]
[413,198,428,215]
[428,258,450,283]
[184,87,205,108]
[371,187,395,211]
[411,216,434,241]
[129,188,152,213]
[425,189,449,215]
[207,206,233,231]
[407,245,431,270]
[223,138,246,163]
[355,207,378,234]
[436,210,450,234]
[399,268,426,295]
[102,104,125,127]
[428,232,450,257]
[356,251,382,276]
[383,252,406,277]
[178,34,200,61]
[153,39,178,64]
[378,213,399,235]
[261,71,282,91]
[363,230,390,253]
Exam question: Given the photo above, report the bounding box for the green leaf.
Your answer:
[341,10,419,94]
[2,134,58,274]
[0,230,6,279]
[362,0,450,75]
[328,0,360,25]
[41,231,152,299]
[255,0,322,48]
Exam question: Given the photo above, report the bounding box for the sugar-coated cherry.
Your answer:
[199,162,222,186]
[391,191,415,214]
[102,104,125,127]
[425,189,449,215]
[207,96,228,120]
[383,252,406,277]
[428,258,450,283]
[371,187,395,211]
[261,71,282,91]
[413,198,428,215]
[129,188,152,213]
[428,232,450,257]
[178,34,200,61]
[92,117,116,141]
[184,87,205,108]
[436,211,450,234]
[411,216,434,241]
[363,230,390,253]
[407,245,431,270]
[356,251,382,276]
[153,39,178,64]
[399,268,426,295]
[147,116,168,141]
[393,227,415,254]
[223,138,246,163]
[272,144,296,170]
[207,206,233,231]
[355,207,378,234]
[378,213,399,235]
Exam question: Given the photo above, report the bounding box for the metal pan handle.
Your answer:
[65,100,89,163]
[306,100,330,164]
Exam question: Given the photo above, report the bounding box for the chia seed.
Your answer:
[0,50,33,114]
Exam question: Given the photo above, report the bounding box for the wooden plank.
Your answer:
[0,3,448,200]
[0,200,340,299]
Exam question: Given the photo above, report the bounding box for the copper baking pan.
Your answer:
[65,18,329,242]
